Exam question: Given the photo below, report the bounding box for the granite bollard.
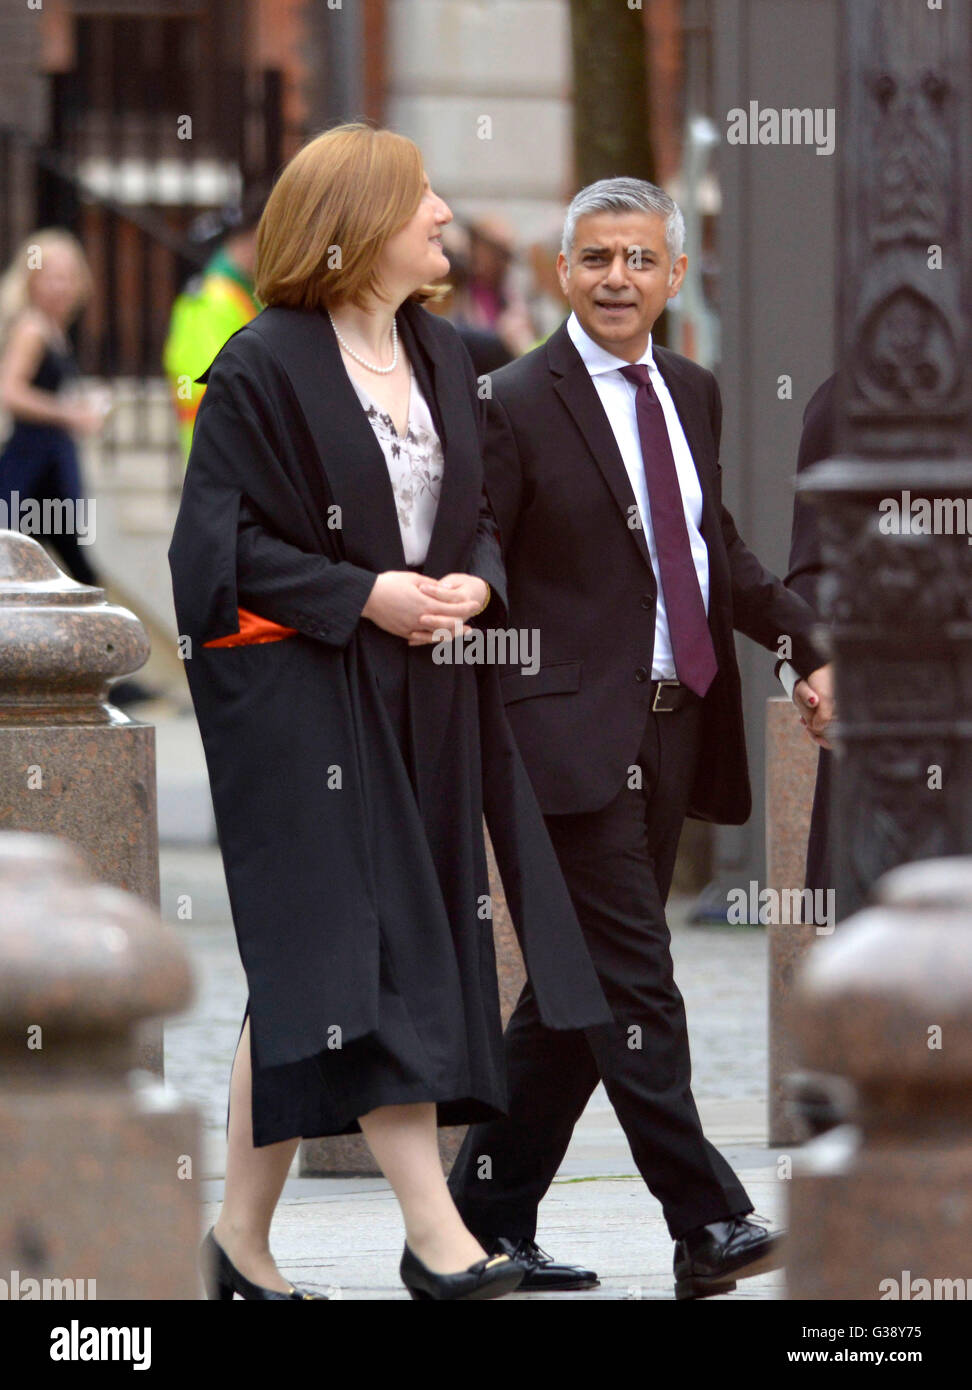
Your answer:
[765,695,822,1144]
[786,858,972,1300]
[0,832,198,1299]
[299,830,526,1176]
[0,530,162,1074]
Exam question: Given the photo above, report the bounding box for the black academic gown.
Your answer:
[167,298,610,1145]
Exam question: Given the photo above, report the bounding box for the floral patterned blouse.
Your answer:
[347,365,444,566]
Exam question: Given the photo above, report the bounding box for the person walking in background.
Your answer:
[162,184,266,462]
[168,122,609,1302]
[0,228,108,589]
[523,233,573,346]
[430,223,571,369]
[447,214,537,359]
[426,221,515,376]
[779,373,838,898]
[447,176,834,1299]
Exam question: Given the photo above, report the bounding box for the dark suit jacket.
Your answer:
[480,318,827,825]
[785,373,837,611]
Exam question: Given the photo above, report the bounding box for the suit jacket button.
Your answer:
[635,667,649,683]
[640,595,653,610]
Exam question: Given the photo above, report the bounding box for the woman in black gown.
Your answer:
[169,122,608,1301]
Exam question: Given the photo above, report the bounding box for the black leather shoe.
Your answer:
[200,1228,327,1300]
[489,1237,599,1291]
[673,1215,784,1300]
[400,1243,524,1300]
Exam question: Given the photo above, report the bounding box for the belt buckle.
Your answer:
[652,679,680,713]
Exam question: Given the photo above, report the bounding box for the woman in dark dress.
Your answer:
[0,229,108,587]
[168,122,608,1301]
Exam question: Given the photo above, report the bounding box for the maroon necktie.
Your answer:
[619,363,717,698]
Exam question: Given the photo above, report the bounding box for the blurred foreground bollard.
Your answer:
[786,858,972,1300]
[0,832,199,1299]
[0,531,163,1074]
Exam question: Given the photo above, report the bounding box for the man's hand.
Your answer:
[793,663,835,750]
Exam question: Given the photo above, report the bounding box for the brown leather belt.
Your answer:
[650,679,699,713]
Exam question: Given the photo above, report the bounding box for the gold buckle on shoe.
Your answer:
[483,1255,510,1268]
[652,679,681,713]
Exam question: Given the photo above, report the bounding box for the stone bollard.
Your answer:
[785,857,972,1300]
[0,531,162,1075]
[0,832,199,1299]
[765,695,822,1144]
[300,831,526,1176]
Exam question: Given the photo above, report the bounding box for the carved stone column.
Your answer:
[785,0,972,1299]
[798,0,972,921]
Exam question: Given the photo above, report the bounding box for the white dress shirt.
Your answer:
[566,311,710,680]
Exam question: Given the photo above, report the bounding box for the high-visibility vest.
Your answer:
[163,264,260,461]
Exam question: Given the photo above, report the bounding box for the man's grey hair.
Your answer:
[561,177,685,266]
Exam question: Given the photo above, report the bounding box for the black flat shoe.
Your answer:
[400,1242,525,1300]
[489,1237,599,1291]
[200,1227,327,1300]
[673,1215,784,1300]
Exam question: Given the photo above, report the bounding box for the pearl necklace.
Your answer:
[327,309,399,373]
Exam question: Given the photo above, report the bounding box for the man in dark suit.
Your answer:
[447,177,834,1300]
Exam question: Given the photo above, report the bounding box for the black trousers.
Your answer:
[805,747,832,898]
[448,697,753,1241]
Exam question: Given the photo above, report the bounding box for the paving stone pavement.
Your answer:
[161,843,787,1300]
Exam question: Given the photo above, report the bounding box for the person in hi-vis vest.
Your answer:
[163,188,267,461]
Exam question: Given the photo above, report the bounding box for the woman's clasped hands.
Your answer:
[362,571,489,645]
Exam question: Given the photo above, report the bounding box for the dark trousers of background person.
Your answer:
[449,696,754,1242]
[0,427,99,588]
[805,749,833,898]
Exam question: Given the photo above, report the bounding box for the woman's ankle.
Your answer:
[211,1218,271,1259]
[405,1218,486,1271]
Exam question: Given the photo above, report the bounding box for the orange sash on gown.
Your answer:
[202,606,297,647]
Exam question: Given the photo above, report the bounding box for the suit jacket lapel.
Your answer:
[395,299,476,579]
[651,348,713,480]
[230,301,479,582]
[547,323,722,565]
[546,321,654,574]
[651,347,722,549]
[248,305,407,571]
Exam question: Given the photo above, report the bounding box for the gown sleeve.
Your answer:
[168,341,378,652]
[234,483,378,648]
[467,488,508,630]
